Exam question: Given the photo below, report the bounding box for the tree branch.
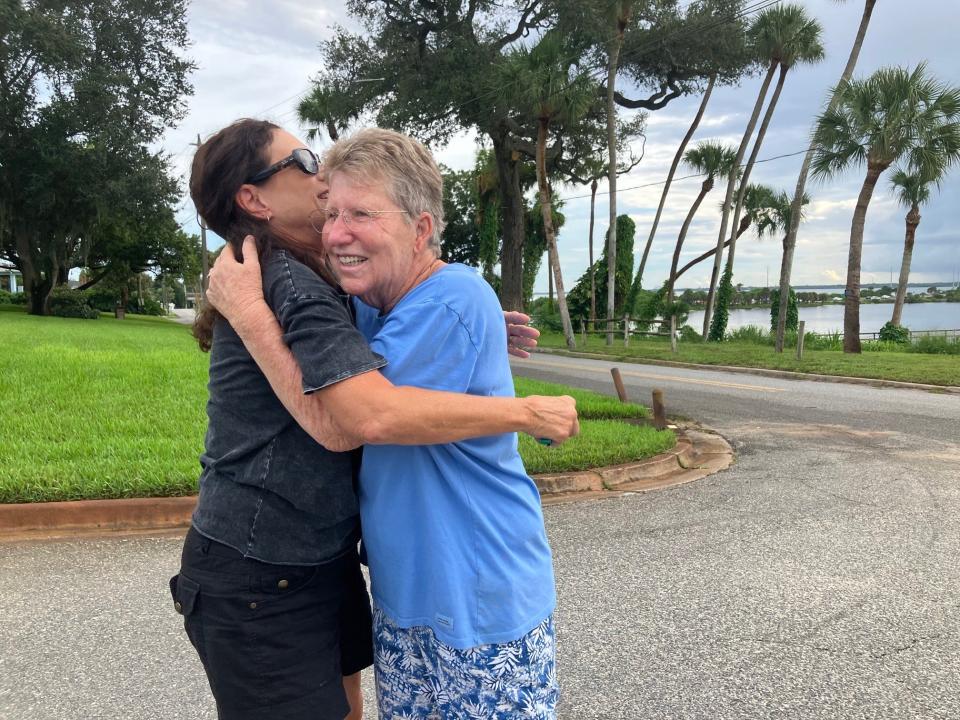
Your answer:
[494,0,548,49]
[612,78,684,110]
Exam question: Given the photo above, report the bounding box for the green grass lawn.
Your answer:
[0,307,674,503]
[536,331,960,386]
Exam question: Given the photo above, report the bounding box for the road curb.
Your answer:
[530,347,960,395]
[536,428,733,504]
[0,431,732,540]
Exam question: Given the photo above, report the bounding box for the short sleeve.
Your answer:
[369,300,479,393]
[263,254,386,393]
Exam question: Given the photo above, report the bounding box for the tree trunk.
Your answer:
[727,63,788,269]
[674,215,751,282]
[891,204,920,326]
[606,1,631,345]
[634,75,716,291]
[492,131,526,311]
[15,227,56,316]
[589,178,598,327]
[776,0,877,352]
[702,59,778,338]
[537,118,576,350]
[548,261,554,307]
[844,162,885,354]
[667,177,713,306]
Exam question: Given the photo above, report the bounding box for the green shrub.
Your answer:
[878,321,910,344]
[140,297,166,316]
[10,291,27,305]
[678,324,701,342]
[804,330,841,350]
[726,325,770,344]
[49,288,99,319]
[910,335,960,355]
[770,287,799,333]
[86,287,122,312]
[529,299,565,333]
[0,289,11,304]
[708,265,734,341]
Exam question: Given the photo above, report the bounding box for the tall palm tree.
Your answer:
[725,7,823,271]
[888,149,959,325]
[812,64,960,353]
[775,0,877,353]
[605,0,634,345]
[633,75,716,295]
[887,170,931,327]
[703,3,824,338]
[499,32,595,350]
[666,142,738,306]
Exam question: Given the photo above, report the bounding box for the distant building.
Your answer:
[0,268,22,293]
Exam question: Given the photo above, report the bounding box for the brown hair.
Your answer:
[189,119,334,351]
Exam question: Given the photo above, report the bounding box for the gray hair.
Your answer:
[322,128,445,254]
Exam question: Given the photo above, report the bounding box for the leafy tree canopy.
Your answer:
[0,0,195,314]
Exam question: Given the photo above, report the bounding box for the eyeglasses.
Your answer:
[321,208,409,233]
[246,148,320,184]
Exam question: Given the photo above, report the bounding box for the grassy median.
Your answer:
[536,330,960,386]
[0,306,673,503]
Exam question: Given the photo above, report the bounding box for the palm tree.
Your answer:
[888,151,959,325]
[672,184,780,283]
[703,3,824,338]
[633,75,716,295]
[725,6,823,272]
[498,32,595,350]
[888,171,931,327]
[812,64,960,353]
[605,0,635,345]
[775,0,877,353]
[665,142,738,306]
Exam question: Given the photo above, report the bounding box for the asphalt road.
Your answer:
[1,356,958,719]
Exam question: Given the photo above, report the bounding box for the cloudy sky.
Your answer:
[164,0,960,295]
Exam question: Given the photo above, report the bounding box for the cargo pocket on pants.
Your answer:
[169,573,206,663]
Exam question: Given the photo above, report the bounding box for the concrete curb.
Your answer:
[532,347,960,395]
[536,428,734,505]
[0,431,733,540]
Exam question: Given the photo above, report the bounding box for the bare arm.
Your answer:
[207,239,578,452]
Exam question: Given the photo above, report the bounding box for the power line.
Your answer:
[557,148,808,202]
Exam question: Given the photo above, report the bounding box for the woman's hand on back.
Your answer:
[522,395,579,446]
[504,311,539,359]
[207,236,267,331]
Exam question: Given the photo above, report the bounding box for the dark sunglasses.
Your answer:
[246,147,320,184]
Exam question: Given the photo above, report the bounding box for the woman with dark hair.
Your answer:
[170,119,578,720]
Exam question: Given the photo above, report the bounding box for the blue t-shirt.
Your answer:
[353,263,556,649]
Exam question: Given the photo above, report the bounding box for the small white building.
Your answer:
[0,268,22,293]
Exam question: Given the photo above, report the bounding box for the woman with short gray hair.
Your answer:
[213,127,561,718]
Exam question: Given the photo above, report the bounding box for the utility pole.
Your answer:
[193,133,209,304]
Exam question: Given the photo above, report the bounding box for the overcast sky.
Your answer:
[164,0,960,294]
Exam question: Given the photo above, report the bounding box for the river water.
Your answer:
[686,302,960,334]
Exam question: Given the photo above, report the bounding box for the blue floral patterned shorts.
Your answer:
[373,605,559,719]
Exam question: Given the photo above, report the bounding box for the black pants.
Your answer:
[169,527,374,720]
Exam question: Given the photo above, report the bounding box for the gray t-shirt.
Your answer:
[192,249,386,565]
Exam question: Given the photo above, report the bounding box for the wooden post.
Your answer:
[623,314,630,347]
[652,389,667,430]
[796,320,806,360]
[670,315,677,354]
[610,368,628,403]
